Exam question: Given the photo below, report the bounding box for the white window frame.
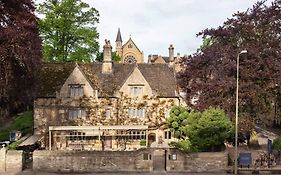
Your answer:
[130,86,143,97]
[69,84,84,97]
[105,107,112,119]
[128,108,145,118]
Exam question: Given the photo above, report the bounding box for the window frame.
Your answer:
[69,84,84,97]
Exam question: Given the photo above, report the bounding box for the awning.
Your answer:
[19,135,40,147]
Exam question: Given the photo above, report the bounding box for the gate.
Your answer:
[153,149,166,171]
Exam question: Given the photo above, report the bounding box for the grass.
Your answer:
[0,111,33,142]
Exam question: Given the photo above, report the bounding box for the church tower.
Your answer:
[115,28,123,58]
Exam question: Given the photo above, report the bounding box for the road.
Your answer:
[0,170,228,175]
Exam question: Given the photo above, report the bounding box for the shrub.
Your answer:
[273,136,281,151]
[140,139,146,146]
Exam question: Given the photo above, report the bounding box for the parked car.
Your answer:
[0,141,10,147]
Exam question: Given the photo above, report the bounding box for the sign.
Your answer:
[10,131,21,141]
[267,139,273,154]
[239,153,252,167]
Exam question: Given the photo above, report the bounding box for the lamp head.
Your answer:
[240,50,247,54]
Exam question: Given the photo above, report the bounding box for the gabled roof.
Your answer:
[37,63,76,97]
[37,63,177,98]
[122,38,142,54]
[138,64,176,97]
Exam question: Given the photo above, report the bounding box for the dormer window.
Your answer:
[69,84,84,97]
[130,86,143,97]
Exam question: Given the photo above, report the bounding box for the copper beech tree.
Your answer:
[178,0,281,128]
[0,0,42,120]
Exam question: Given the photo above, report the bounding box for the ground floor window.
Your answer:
[69,132,86,141]
[164,130,172,139]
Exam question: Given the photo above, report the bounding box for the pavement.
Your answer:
[0,170,228,175]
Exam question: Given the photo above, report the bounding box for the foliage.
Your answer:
[171,140,192,152]
[140,139,146,146]
[0,0,42,119]
[0,111,33,141]
[7,140,23,150]
[167,106,190,139]
[10,111,33,135]
[0,130,10,142]
[178,0,281,127]
[38,0,100,62]
[186,108,232,152]
[273,136,281,151]
[95,51,121,62]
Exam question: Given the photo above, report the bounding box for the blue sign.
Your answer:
[239,153,252,167]
[268,139,273,154]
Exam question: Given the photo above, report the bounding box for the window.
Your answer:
[68,109,86,120]
[128,44,133,48]
[128,108,145,118]
[165,109,171,118]
[69,132,86,141]
[69,84,84,97]
[124,55,136,64]
[105,108,111,119]
[164,131,172,139]
[143,153,151,160]
[130,86,143,97]
[128,130,146,140]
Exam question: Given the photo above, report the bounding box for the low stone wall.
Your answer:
[0,148,23,173]
[6,150,23,172]
[166,149,228,173]
[0,148,6,172]
[33,149,153,173]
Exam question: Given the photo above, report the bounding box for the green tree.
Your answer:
[273,136,281,152]
[167,106,190,139]
[95,51,121,62]
[38,0,99,62]
[187,108,232,152]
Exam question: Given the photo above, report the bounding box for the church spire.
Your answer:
[116,28,122,42]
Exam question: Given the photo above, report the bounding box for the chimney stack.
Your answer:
[169,44,174,63]
[102,39,113,74]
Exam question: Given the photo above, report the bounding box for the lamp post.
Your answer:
[234,50,247,175]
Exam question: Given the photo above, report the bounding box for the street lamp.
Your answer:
[234,50,247,175]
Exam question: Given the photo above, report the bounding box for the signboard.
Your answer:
[10,131,21,141]
[239,153,252,168]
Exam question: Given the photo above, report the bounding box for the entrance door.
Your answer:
[148,133,156,147]
[153,149,166,171]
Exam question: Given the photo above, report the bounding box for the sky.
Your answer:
[35,0,274,60]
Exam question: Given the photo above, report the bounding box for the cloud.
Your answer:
[36,0,275,59]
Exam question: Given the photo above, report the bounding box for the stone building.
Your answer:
[115,28,144,64]
[34,39,185,151]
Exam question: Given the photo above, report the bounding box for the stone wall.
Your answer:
[6,150,23,173]
[0,149,23,173]
[33,149,153,173]
[0,148,6,172]
[166,149,228,173]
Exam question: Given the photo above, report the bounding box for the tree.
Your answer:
[95,51,121,63]
[186,108,232,152]
[0,0,42,120]
[178,0,281,127]
[167,106,190,139]
[38,0,100,62]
